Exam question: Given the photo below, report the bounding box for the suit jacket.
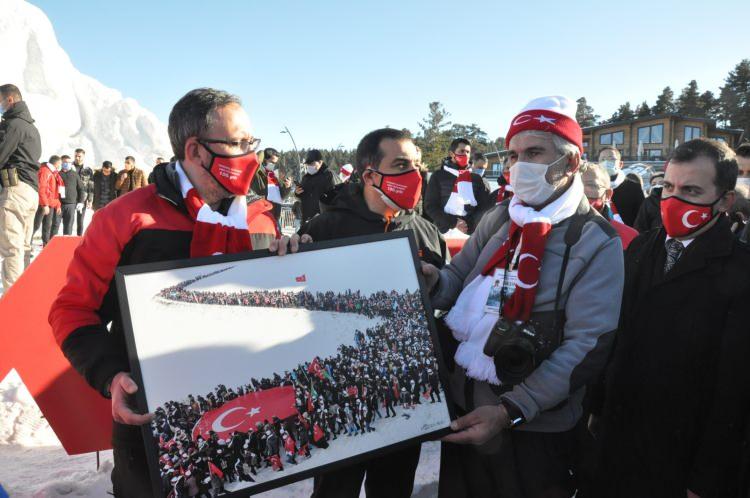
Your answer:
[598,215,750,497]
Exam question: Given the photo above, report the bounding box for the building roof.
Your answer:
[582,113,744,134]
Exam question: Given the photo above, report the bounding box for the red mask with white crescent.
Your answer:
[660,194,721,238]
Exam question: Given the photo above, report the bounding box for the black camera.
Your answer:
[483,316,549,385]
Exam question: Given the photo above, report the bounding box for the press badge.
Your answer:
[484,268,518,314]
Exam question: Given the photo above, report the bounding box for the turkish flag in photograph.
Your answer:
[295,274,306,282]
[192,386,296,441]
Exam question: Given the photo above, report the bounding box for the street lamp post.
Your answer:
[281,126,303,182]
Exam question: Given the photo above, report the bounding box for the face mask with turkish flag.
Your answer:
[199,141,260,196]
[660,194,722,238]
[192,386,296,441]
[369,168,423,211]
[453,153,470,169]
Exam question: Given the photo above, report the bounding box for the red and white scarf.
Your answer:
[176,163,252,258]
[445,175,584,384]
[266,168,282,204]
[443,166,477,216]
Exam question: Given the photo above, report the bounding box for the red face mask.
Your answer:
[660,195,721,238]
[368,168,423,211]
[588,197,605,213]
[199,141,260,196]
[454,154,469,168]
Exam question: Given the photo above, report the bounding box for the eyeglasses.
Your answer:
[198,137,262,154]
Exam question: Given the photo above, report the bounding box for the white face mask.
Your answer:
[264,163,275,172]
[509,155,567,206]
[737,177,750,187]
[306,165,319,175]
[61,162,72,171]
[600,160,619,177]
[473,168,485,177]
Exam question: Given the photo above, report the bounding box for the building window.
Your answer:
[684,126,701,141]
[583,140,589,148]
[612,131,624,145]
[648,149,662,159]
[638,124,664,144]
[491,162,502,174]
[710,136,726,143]
[600,133,612,145]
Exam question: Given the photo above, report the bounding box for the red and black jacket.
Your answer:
[48,162,278,443]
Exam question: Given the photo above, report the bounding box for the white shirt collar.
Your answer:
[665,235,694,248]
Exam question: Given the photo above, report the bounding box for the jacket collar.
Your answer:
[153,162,187,211]
[1,101,34,123]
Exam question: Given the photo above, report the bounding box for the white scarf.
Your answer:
[444,175,585,384]
[443,165,477,216]
[610,170,626,189]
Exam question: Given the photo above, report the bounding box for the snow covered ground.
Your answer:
[0,370,441,497]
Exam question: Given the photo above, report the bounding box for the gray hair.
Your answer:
[514,130,580,163]
[168,88,242,161]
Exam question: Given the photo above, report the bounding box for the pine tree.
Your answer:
[635,101,652,118]
[719,59,750,135]
[676,80,703,117]
[575,97,599,127]
[414,102,452,170]
[653,87,676,114]
[609,102,635,123]
[699,91,720,120]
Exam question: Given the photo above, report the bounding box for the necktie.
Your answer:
[664,238,684,274]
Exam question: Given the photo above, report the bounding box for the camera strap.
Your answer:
[552,209,595,343]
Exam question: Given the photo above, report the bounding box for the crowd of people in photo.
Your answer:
[151,276,442,497]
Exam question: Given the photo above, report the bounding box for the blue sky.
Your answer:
[33,0,750,150]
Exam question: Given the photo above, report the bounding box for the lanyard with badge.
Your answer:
[484,237,522,315]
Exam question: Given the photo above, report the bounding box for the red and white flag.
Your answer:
[307,357,324,379]
[192,386,296,441]
[296,274,307,283]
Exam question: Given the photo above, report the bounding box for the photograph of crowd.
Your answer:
[137,265,450,497]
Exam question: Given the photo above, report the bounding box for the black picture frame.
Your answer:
[115,231,456,497]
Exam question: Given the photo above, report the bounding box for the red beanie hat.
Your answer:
[505,96,583,154]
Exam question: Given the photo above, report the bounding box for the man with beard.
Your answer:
[301,127,449,497]
[424,138,491,234]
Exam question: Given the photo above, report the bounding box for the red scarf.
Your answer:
[480,220,551,322]
[178,163,252,258]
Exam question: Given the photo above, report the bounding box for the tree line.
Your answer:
[576,59,750,139]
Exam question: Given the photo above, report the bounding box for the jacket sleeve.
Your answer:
[501,234,624,423]
[468,176,492,231]
[431,203,505,310]
[138,170,148,189]
[0,121,22,168]
[38,169,51,206]
[424,174,457,233]
[688,286,750,497]
[48,203,136,396]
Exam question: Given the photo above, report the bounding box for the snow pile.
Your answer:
[0,369,58,447]
[0,0,170,170]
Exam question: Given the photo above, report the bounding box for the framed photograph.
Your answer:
[115,231,455,497]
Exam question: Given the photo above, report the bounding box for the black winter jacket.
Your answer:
[58,168,86,205]
[299,182,449,269]
[295,163,336,223]
[611,176,645,227]
[633,187,662,233]
[423,159,491,234]
[0,101,41,190]
[92,169,118,210]
[597,216,750,498]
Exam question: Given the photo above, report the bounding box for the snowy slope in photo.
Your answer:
[0,369,441,497]
[0,0,171,170]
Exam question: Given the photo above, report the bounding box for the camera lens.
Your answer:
[494,338,536,383]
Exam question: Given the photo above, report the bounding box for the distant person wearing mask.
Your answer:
[736,143,750,189]
[72,148,93,236]
[0,83,41,290]
[471,152,491,191]
[634,170,665,233]
[33,155,63,246]
[92,161,118,211]
[582,162,638,249]
[115,156,147,197]
[58,155,85,235]
[598,146,644,227]
[295,149,335,223]
[251,147,292,221]
[424,138,490,234]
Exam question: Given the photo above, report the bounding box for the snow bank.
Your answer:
[0,0,171,171]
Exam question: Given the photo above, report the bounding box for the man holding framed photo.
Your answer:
[421,96,624,498]
[300,127,449,498]
[48,88,307,498]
